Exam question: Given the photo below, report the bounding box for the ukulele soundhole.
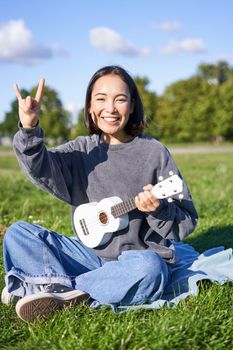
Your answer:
[98,211,108,225]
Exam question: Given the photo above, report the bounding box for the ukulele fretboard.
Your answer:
[111,198,136,218]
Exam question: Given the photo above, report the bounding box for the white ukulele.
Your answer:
[73,174,183,248]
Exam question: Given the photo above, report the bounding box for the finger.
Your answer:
[13,83,23,101]
[140,191,158,207]
[136,199,154,212]
[35,78,45,103]
[135,196,145,206]
[138,192,151,207]
[26,96,33,109]
[139,191,153,202]
[146,192,159,207]
[135,196,147,211]
[143,184,153,191]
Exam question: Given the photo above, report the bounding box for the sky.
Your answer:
[1,0,233,122]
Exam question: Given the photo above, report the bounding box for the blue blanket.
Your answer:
[91,242,233,311]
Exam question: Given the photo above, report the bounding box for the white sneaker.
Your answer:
[15,288,89,323]
[1,287,21,305]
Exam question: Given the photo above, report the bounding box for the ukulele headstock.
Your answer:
[151,173,183,200]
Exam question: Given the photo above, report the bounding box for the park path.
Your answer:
[0,145,233,157]
[168,145,233,154]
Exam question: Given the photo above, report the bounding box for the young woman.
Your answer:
[1,66,198,322]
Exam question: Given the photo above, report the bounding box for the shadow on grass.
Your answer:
[185,225,233,253]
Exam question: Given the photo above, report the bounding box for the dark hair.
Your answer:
[84,65,145,136]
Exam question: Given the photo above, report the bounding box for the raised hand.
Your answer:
[13,78,45,128]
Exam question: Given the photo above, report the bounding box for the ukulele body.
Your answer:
[74,196,129,248]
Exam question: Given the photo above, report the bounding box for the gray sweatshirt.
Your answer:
[13,126,198,263]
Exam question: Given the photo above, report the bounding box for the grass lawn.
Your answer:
[0,152,232,350]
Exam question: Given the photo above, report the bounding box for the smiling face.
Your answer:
[88,74,134,144]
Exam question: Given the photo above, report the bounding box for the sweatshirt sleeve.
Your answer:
[13,125,74,204]
[145,146,198,241]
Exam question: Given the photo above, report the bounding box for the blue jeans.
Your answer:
[3,221,170,306]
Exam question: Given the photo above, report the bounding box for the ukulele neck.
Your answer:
[111,198,136,218]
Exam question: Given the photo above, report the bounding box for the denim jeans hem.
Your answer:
[5,269,73,296]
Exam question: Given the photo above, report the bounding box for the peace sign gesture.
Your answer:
[14,78,45,128]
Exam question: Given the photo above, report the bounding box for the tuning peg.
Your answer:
[158,176,164,181]
[178,194,184,199]
[169,171,174,176]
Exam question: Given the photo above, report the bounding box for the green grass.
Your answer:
[0,153,233,349]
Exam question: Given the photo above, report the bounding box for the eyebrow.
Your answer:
[94,93,129,98]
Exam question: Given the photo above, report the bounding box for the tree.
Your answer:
[30,85,71,142]
[156,77,216,142]
[134,76,157,137]
[0,89,30,137]
[212,79,233,141]
[197,61,232,84]
[70,108,88,139]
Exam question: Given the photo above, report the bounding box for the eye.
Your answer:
[96,98,105,102]
[116,98,127,103]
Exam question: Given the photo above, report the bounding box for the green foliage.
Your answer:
[0,86,71,142]
[154,61,233,142]
[198,60,233,84]
[70,108,88,139]
[136,61,233,142]
[30,85,71,142]
[1,61,233,143]
[0,89,29,136]
[156,77,216,142]
[212,79,233,141]
[134,76,158,137]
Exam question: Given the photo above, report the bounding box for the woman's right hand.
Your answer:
[13,78,45,128]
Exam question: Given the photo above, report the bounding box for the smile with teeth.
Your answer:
[102,116,120,122]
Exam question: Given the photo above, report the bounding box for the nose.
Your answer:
[105,99,116,113]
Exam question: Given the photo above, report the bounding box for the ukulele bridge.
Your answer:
[79,219,90,236]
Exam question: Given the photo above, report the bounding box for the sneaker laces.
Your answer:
[39,284,74,293]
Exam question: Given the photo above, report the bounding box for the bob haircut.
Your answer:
[84,65,145,136]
